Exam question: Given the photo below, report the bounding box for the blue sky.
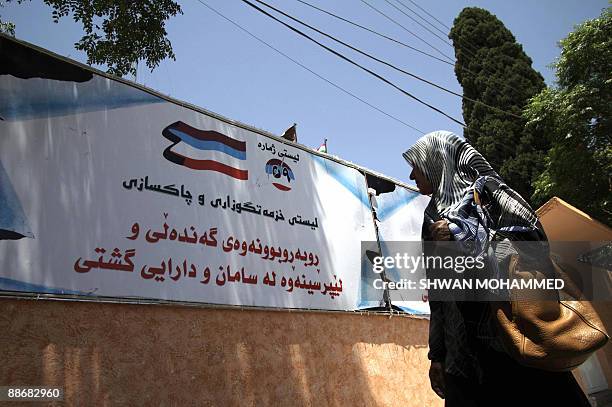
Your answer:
[2,0,608,185]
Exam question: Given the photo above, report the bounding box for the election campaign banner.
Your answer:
[0,35,382,311]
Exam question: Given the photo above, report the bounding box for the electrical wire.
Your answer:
[396,0,484,58]
[392,0,479,57]
[294,0,529,162]
[240,0,468,127]
[390,0,513,85]
[194,0,522,161]
[293,0,526,121]
[404,0,451,30]
[294,0,454,66]
[358,0,455,63]
[251,0,523,119]
[383,0,454,49]
[193,0,424,134]
[392,0,450,40]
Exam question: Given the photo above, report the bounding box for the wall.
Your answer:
[0,298,441,406]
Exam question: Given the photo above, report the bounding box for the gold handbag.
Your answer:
[492,254,609,372]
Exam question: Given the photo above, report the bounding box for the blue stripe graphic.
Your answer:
[0,75,164,121]
[0,277,95,295]
[313,156,370,207]
[375,188,419,221]
[168,128,246,160]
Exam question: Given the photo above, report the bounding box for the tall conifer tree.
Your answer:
[450,7,547,200]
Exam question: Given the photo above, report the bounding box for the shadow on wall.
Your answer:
[0,299,438,406]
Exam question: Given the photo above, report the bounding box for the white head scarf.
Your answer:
[403,131,538,230]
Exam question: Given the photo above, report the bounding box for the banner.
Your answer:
[0,35,381,311]
[357,185,431,314]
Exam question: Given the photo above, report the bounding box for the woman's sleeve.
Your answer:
[427,300,446,363]
[421,215,447,363]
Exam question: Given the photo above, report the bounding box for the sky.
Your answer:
[2,0,608,186]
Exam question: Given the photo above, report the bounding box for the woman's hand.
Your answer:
[429,220,452,241]
[429,361,446,399]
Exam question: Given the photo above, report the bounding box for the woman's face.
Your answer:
[410,166,433,195]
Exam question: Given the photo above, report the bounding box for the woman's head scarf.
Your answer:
[402,131,539,233]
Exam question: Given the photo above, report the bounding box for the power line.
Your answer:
[248,0,527,140]
[202,2,525,168]
[193,0,424,134]
[392,0,483,57]
[353,0,531,112]
[396,0,489,71]
[292,1,530,162]
[390,0,506,83]
[358,0,455,64]
[397,0,482,57]
[381,0,529,120]
[240,0,467,127]
[293,0,522,120]
[251,0,523,119]
[257,1,460,96]
[404,0,451,30]
[391,0,450,40]
[193,0,522,161]
[383,0,454,50]
[294,0,454,66]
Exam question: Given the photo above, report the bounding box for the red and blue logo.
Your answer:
[265,159,295,191]
[162,121,248,180]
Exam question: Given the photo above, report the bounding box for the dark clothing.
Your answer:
[406,131,591,406]
[423,215,591,406]
[444,348,591,407]
[423,215,502,382]
[428,301,485,381]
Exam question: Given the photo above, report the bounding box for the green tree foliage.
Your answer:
[1,0,182,77]
[0,1,19,35]
[524,8,611,225]
[449,7,547,201]
[0,19,15,35]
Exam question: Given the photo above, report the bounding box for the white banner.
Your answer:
[0,39,380,311]
[375,187,431,315]
[354,183,430,314]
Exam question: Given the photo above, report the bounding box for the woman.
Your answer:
[403,131,590,407]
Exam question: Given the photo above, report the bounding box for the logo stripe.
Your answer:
[179,155,249,180]
[166,121,246,152]
[162,121,249,181]
[167,128,246,160]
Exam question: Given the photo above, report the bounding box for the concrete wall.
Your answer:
[0,298,441,406]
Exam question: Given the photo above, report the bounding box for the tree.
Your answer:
[449,7,547,201]
[524,7,611,225]
[0,1,17,35]
[0,0,182,77]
